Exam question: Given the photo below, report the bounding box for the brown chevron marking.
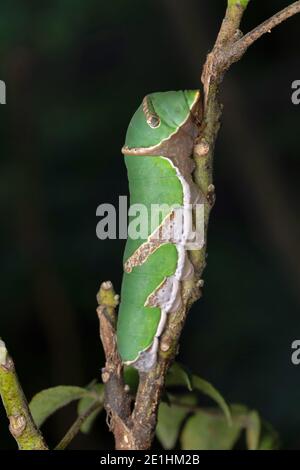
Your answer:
[124,212,177,273]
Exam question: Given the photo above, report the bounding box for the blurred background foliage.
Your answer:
[0,0,299,449]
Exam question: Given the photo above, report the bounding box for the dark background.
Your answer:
[0,0,299,449]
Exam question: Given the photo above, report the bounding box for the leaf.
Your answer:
[225,403,262,448]
[166,364,231,425]
[156,394,197,450]
[231,406,276,450]
[246,410,261,450]
[156,404,188,450]
[30,386,91,428]
[166,364,275,450]
[192,375,232,425]
[166,363,194,392]
[257,421,280,450]
[181,408,242,450]
[180,404,276,451]
[77,384,104,434]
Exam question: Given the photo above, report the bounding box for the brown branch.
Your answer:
[130,279,202,450]
[98,0,300,451]
[97,280,202,450]
[96,282,133,449]
[202,1,300,96]
[229,1,300,64]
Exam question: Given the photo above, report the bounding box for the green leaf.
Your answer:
[30,386,91,428]
[166,363,193,392]
[156,403,188,450]
[166,364,231,425]
[192,375,232,425]
[246,410,261,450]
[77,384,104,434]
[181,404,276,451]
[181,408,242,450]
[257,421,280,450]
[231,406,277,450]
[225,403,262,447]
[156,394,197,450]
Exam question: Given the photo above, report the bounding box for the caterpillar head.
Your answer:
[122,90,200,153]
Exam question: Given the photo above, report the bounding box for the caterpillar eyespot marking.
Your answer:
[142,95,161,128]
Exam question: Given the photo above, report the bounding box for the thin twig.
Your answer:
[230,1,300,64]
[0,340,48,450]
[96,282,133,449]
[202,1,300,96]
[55,401,102,450]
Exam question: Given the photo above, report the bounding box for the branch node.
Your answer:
[160,341,171,353]
[0,340,8,367]
[9,414,27,438]
[194,139,210,157]
[206,184,216,206]
[101,370,110,383]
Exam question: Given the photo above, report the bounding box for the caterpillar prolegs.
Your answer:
[117,90,203,371]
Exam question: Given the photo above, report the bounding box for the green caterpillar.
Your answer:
[117,90,203,371]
